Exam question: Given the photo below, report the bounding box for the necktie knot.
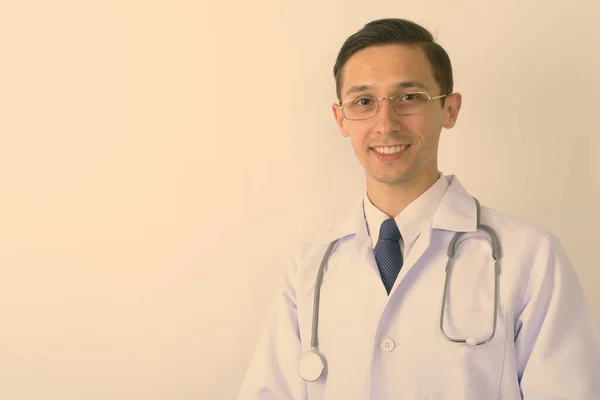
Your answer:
[379,218,400,241]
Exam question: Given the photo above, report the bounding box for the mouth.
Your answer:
[370,144,411,161]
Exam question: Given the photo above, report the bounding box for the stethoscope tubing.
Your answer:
[300,197,502,381]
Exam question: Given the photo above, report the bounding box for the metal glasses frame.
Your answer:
[338,91,449,121]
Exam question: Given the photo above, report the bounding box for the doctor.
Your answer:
[237,18,600,399]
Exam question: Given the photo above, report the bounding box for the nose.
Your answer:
[379,97,397,115]
[374,97,402,132]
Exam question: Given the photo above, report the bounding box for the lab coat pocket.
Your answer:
[417,309,507,400]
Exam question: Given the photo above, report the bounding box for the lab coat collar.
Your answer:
[432,175,478,232]
[322,175,477,247]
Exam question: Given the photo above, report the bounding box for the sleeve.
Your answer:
[515,233,600,399]
[235,250,308,400]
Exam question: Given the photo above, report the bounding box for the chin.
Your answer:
[370,172,412,185]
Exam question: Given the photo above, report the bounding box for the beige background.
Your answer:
[0,0,598,399]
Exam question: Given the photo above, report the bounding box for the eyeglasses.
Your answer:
[338,91,449,121]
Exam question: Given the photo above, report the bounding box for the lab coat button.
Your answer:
[380,338,395,352]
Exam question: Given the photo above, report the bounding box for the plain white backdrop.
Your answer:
[0,0,598,398]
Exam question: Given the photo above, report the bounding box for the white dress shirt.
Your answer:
[363,172,449,262]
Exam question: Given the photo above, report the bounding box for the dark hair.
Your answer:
[333,18,453,105]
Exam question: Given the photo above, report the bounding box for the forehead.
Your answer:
[340,44,438,97]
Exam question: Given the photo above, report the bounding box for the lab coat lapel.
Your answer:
[416,174,478,248]
[321,196,395,296]
[321,195,370,256]
[391,175,478,293]
[431,175,478,233]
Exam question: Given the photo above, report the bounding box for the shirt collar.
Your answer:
[363,173,448,248]
[321,174,477,246]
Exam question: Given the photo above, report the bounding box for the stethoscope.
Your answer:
[297,197,502,382]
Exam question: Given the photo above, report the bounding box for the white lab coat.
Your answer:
[237,175,600,399]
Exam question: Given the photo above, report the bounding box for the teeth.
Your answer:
[373,145,407,154]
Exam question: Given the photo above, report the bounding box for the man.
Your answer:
[237,18,600,399]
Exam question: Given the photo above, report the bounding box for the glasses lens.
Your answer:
[342,96,378,120]
[391,92,428,115]
[342,92,430,120]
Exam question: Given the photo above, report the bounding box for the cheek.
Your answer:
[345,124,369,149]
[350,134,365,155]
[412,118,441,144]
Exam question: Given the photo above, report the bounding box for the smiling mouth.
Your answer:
[370,145,411,154]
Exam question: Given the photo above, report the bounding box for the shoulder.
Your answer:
[478,204,569,277]
[479,204,556,244]
[290,230,341,266]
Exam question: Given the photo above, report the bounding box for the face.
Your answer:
[332,44,461,188]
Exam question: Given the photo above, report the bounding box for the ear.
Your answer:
[332,103,350,138]
[442,93,462,129]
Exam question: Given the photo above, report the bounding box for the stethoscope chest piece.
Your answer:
[298,351,324,382]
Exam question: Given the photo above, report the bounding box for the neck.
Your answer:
[366,169,440,218]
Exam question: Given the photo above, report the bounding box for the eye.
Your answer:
[354,97,375,106]
[400,93,420,101]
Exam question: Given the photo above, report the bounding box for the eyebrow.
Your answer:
[344,81,430,97]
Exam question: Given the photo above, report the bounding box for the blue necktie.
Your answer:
[374,218,403,295]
